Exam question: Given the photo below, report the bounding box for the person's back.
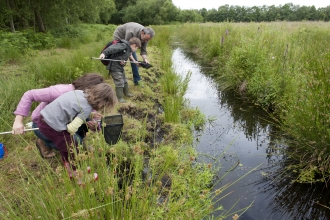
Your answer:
[102,40,131,72]
[113,22,144,41]
[100,37,141,103]
[38,83,117,178]
[30,84,74,123]
[11,73,104,159]
[40,90,92,132]
[112,22,155,86]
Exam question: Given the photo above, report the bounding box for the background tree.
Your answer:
[123,0,162,25]
[205,9,219,22]
[280,3,293,21]
[1,0,330,32]
[3,0,15,32]
[217,5,230,22]
[309,6,317,20]
[198,8,208,22]
[159,0,180,23]
[177,9,203,23]
[318,6,330,21]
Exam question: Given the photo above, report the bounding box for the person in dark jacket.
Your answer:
[99,37,141,103]
[113,22,155,86]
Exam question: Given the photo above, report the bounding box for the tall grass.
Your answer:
[0,24,243,219]
[279,52,330,183]
[0,135,218,219]
[172,22,330,183]
[0,75,38,133]
[151,25,195,124]
[0,40,108,136]
[0,24,116,65]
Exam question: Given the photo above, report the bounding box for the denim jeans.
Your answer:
[131,52,140,84]
[33,122,84,150]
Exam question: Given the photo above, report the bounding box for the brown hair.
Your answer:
[84,83,118,111]
[72,73,104,90]
[129,37,141,48]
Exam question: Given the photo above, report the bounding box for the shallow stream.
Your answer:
[172,47,330,219]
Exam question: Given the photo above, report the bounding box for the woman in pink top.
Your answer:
[12,73,104,158]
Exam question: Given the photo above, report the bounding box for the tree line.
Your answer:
[1,0,330,33]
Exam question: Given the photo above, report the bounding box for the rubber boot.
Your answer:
[36,138,56,158]
[123,83,134,97]
[115,87,126,103]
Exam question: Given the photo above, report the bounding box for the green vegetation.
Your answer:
[0,24,252,219]
[173,22,330,183]
[0,24,116,64]
[1,0,330,33]
[2,3,329,214]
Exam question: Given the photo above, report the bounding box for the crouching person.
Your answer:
[38,83,117,179]
[100,37,141,103]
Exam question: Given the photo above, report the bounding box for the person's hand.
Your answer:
[143,58,149,64]
[99,53,105,59]
[12,115,25,135]
[86,121,98,131]
[120,60,126,66]
[131,59,140,66]
[92,112,103,120]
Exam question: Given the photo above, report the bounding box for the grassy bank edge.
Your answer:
[0,24,249,219]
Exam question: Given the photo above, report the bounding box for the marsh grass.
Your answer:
[0,124,222,220]
[278,52,330,183]
[0,40,107,138]
[0,24,250,219]
[0,76,38,132]
[26,44,105,87]
[173,22,330,183]
[152,25,194,124]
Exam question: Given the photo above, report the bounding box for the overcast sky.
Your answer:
[171,0,329,10]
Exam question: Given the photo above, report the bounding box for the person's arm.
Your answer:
[141,55,149,64]
[140,42,149,63]
[67,117,84,135]
[14,88,54,117]
[101,44,125,57]
[129,54,139,64]
[13,87,61,134]
[12,115,25,134]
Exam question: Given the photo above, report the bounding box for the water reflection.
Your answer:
[171,47,329,219]
[217,90,272,142]
[252,165,330,219]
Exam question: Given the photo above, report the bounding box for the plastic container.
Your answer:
[0,143,5,160]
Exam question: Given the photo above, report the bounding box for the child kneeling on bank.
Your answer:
[99,37,141,103]
[38,83,117,178]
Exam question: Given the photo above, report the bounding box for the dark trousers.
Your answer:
[131,52,140,84]
[38,117,79,169]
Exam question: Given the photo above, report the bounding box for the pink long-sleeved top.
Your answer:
[14,84,74,123]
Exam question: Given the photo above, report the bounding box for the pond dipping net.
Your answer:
[101,115,123,145]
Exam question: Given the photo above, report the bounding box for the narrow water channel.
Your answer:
[171,47,330,220]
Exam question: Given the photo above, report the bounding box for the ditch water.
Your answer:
[171,47,330,220]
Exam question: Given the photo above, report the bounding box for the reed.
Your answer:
[172,21,330,182]
[1,24,244,219]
